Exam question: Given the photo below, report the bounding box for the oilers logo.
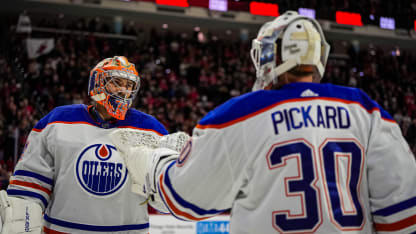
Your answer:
[75,144,128,197]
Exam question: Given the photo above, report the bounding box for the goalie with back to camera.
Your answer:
[112,11,416,234]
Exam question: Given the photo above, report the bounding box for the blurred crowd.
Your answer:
[0,15,415,191]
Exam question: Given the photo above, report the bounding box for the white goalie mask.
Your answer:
[250,11,330,91]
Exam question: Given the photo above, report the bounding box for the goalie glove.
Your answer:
[110,129,190,154]
[0,190,43,234]
[110,130,189,209]
[158,132,190,153]
[119,146,178,206]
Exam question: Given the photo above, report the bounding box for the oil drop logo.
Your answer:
[75,144,127,197]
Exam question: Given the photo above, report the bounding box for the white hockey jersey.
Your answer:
[157,82,416,234]
[8,104,168,233]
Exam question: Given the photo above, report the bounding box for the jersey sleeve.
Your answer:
[156,125,247,221]
[366,113,416,233]
[7,112,55,210]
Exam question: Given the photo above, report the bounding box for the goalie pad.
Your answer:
[0,190,43,234]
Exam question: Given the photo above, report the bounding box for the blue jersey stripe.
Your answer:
[33,104,95,131]
[13,170,53,185]
[7,189,48,207]
[157,183,188,222]
[44,214,149,231]
[198,83,393,127]
[33,104,168,135]
[163,161,228,216]
[373,196,416,217]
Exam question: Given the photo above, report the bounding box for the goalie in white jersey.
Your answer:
[0,56,171,233]
[113,11,416,234]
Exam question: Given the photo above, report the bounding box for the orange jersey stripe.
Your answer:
[10,180,52,195]
[43,226,69,234]
[196,97,395,130]
[159,173,206,221]
[374,214,416,231]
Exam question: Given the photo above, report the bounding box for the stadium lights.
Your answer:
[380,17,395,30]
[249,1,279,17]
[336,11,363,26]
[209,0,227,12]
[369,14,375,21]
[298,8,316,19]
[156,0,189,7]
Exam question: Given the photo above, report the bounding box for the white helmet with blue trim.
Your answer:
[250,11,330,91]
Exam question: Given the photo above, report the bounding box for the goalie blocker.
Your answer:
[0,190,43,234]
[133,146,179,212]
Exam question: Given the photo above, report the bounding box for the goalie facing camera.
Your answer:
[88,56,140,120]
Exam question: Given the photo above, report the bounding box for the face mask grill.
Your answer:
[102,70,140,103]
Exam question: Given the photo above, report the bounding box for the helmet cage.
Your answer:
[102,93,131,120]
[250,25,286,91]
[102,70,140,100]
[88,56,140,120]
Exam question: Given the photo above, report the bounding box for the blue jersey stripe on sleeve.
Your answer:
[373,196,416,216]
[7,189,48,207]
[13,170,53,185]
[44,214,149,231]
[162,162,228,216]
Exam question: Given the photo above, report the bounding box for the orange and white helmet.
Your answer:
[88,56,140,120]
